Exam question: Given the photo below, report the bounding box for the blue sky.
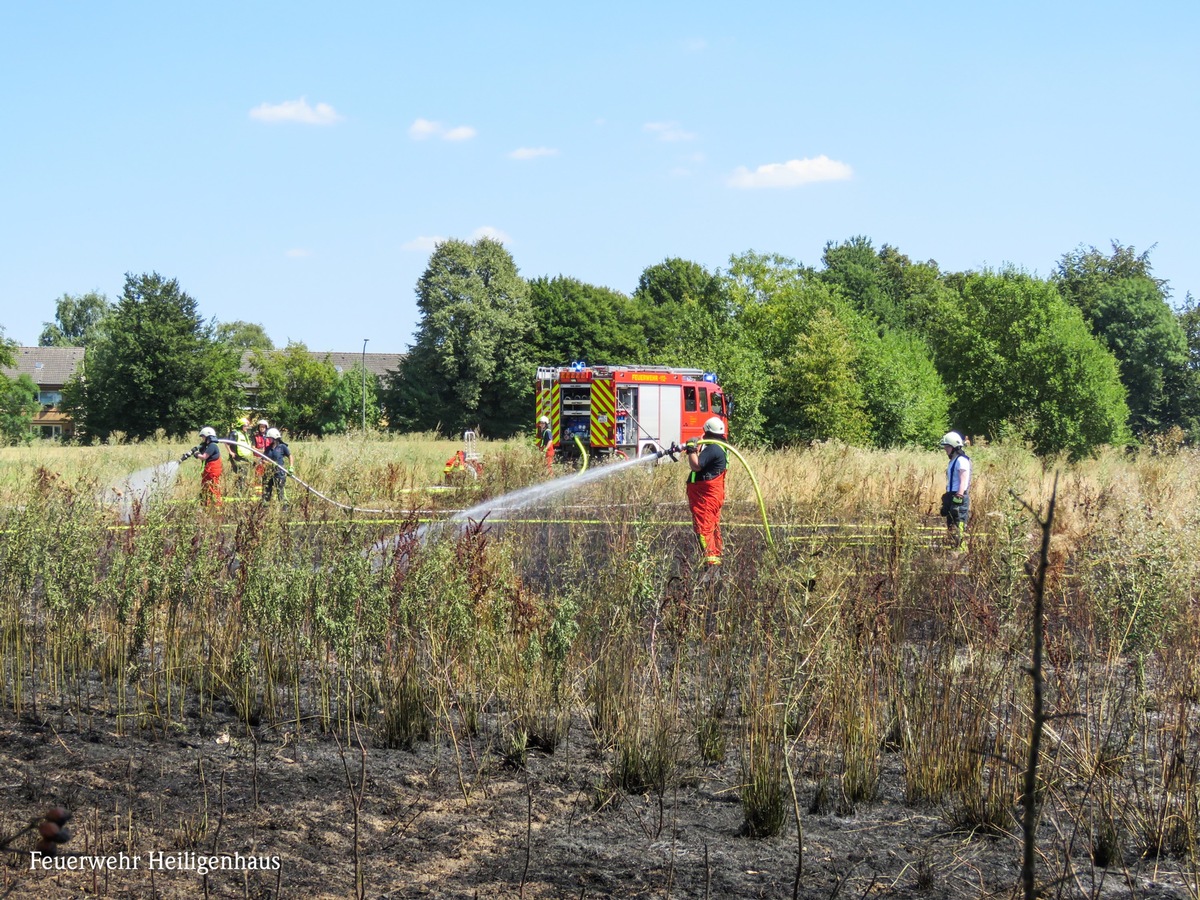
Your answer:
[2,2,1197,352]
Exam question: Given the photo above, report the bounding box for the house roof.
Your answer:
[1,347,85,387]
[238,350,405,385]
[0,346,405,390]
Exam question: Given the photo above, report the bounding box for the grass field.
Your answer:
[2,435,1199,897]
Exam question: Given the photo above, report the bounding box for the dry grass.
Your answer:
[4,435,1200,892]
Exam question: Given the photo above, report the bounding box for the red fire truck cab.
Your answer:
[535,364,731,460]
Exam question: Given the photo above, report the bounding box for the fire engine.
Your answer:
[535,364,731,460]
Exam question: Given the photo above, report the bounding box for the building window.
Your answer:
[39,391,63,406]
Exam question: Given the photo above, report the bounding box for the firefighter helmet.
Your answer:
[702,416,726,436]
[939,431,964,449]
[199,426,217,439]
[257,419,269,428]
[266,427,281,440]
[537,416,550,426]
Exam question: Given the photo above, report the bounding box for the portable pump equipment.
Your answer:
[534,364,731,461]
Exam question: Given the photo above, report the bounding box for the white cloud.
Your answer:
[685,37,708,52]
[728,155,853,188]
[508,147,559,160]
[285,248,311,258]
[402,235,445,252]
[402,227,509,252]
[249,97,342,125]
[408,118,441,140]
[644,121,697,142]
[408,118,477,141]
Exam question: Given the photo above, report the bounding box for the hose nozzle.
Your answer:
[659,441,681,462]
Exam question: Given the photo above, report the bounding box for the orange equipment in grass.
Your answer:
[443,430,484,483]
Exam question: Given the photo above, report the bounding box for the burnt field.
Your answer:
[2,439,1200,898]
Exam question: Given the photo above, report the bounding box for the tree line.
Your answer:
[387,236,1199,458]
[3,237,1197,455]
[1,273,380,443]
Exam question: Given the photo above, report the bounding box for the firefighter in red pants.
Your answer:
[183,426,224,507]
[685,417,728,568]
[537,415,554,472]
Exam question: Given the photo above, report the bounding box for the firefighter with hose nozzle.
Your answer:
[181,426,224,507]
[685,417,728,570]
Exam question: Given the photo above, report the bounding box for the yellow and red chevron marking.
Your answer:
[550,382,561,443]
[535,383,550,425]
[590,378,616,447]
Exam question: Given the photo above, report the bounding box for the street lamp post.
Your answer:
[361,338,369,434]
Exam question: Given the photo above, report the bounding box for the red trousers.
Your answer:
[686,473,725,565]
[544,444,555,472]
[200,459,223,507]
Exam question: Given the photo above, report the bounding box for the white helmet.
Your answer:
[940,431,964,449]
[199,426,217,439]
[703,416,726,436]
[266,427,281,440]
[537,416,550,426]
[257,419,269,428]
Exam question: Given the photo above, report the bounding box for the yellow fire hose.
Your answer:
[696,438,774,550]
[573,435,589,473]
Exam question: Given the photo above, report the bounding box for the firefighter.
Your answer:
[537,415,554,471]
[685,416,728,569]
[226,417,253,493]
[261,427,293,504]
[939,431,971,548]
[251,418,271,497]
[183,426,224,507]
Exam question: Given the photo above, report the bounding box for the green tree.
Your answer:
[0,328,39,444]
[217,320,274,356]
[326,364,382,433]
[854,325,950,447]
[721,251,949,447]
[62,273,241,440]
[0,374,39,445]
[39,291,110,347]
[1053,241,1166,319]
[768,307,871,444]
[386,238,535,437]
[1089,277,1191,434]
[252,343,339,436]
[820,236,907,329]
[529,276,646,364]
[1054,243,1193,434]
[929,269,1129,457]
[633,257,729,356]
